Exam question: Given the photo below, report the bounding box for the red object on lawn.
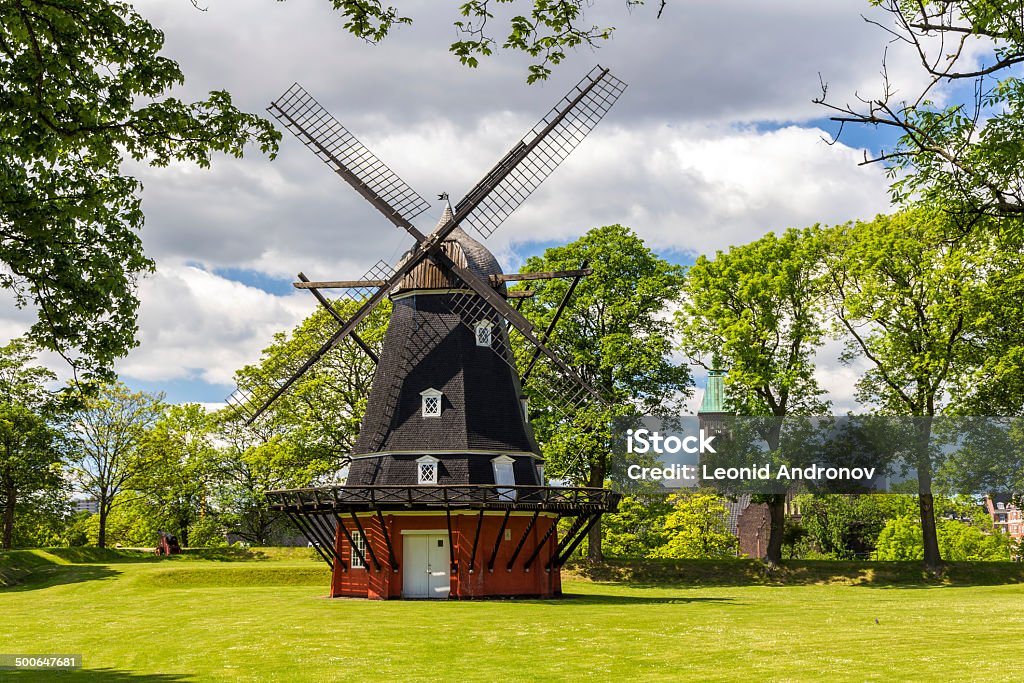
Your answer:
[155,531,182,556]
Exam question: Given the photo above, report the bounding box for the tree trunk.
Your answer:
[98,503,108,549]
[919,492,941,570]
[2,486,15,550]
[765,493,786,567]
[916,417,942,571]
[586,458,606,562]
[178,519,190,549]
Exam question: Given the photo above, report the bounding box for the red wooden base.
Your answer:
[330,511,563,599]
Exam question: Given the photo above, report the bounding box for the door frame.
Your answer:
[401,529,450,599]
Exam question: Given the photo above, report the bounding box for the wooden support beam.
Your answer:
[376,509,399,573]
[286,511,336,571]
[468,509,485,574]
[552,514,602,569]
[506,290,535,299]
[296,273,379,364]
[487,509,512,572]
[335,514,370,571]
[523,514,562,572]
[293,279,389,289]
[349,511,381,572]
[523,260,589,382]
[445,508,457,571]
[507,510,540,571]
[489,268,592,285]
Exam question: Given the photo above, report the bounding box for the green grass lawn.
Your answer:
[2,549,1023,682]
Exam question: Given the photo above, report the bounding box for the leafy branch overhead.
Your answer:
[816,0,1024,219]
[283,0,664,83]
[0,0,280,382]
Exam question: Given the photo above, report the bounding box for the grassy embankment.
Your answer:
[2,548,1023,682]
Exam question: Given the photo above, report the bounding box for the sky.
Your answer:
[0,0,956,411]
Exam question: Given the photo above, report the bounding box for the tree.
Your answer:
[601,492,672,558]
[1,1,279,381]
[231,297,388,472]
[0,338,64,549]
[875,514,1012,562]
[216,297,387,544]
[816,0,1024,220]
[282,1,667,83]
[874,515,925,561]
[134,403,218,548]
[517,224,690,561]
[796,494,917,560]
[822,209,1002,570]
[650,489,737,560]
[65,382,163,548]
[677,228,829,567]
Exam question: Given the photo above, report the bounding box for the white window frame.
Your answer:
[535,462,545,485]
[350,530,367,569]
[417,455,439,485]
[474,320,494,347]
[519,395,529,421]
[420,388,443,418]
[492,455,516,501]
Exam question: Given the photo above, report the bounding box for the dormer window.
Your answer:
[474,320,493,347]
[420,388,442,418]
[519,395,529,421]
[492,455,516,501]
[417,455,439,485]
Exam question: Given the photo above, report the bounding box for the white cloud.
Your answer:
[114,265,310,386]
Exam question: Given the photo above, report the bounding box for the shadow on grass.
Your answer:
[1,564,121,592]
[41,547,269,564]
[566,558,1024,589]
[554,594,737,606]
[0,669,194,682]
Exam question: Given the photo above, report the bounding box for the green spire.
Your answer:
[699,370,725,414]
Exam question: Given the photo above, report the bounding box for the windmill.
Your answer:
[231,66,626,599]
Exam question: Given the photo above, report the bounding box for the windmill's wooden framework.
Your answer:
[232,66,626,599]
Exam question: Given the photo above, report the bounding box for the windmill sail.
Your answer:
[268,83,430,236]
[455,66,627,238]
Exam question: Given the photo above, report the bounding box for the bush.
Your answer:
[875,515,1012,561]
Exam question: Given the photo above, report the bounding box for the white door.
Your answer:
[426,535,450,598]
[402,534,450,599]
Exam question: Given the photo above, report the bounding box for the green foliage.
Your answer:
[824,1,1024,219]
[516,225,688,559]
[518,225,689,483]
[64,381,164,547]
[796,494,918,560]
[823,210,1001,417]
[0,338,65,549]
[134,403,219,547]
[875,515,1012,562]
[281,0,625,83]
[874,515,926,561]
[823,209,1017,567]
[218,297,388,543]
[650,490,738,559]
[678,227,829,419]
[232,297,388,470]
[0,1,279,380]
[601,493,672,558]
[83,496,160,547]
[678,227,828,564]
